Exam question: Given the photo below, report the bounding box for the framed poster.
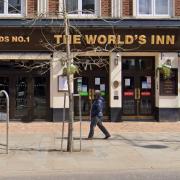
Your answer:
[58,75,68,91]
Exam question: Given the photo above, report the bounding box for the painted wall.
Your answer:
[110,52,122,107]
[157,52,180,108]
[50,52,69,108]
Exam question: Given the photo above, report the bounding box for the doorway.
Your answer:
[122,57,155,120]
[0,61,50,121]
[13,76,49,121]
[74,57,109,120]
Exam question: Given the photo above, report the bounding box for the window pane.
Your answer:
[8,0,21,14]
[155,0,169,15]
[82,0,95,14]
[0,1,4,13]
[139,0,152,15]
[66,0,78,14]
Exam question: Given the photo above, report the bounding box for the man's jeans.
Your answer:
[88,116,110,138]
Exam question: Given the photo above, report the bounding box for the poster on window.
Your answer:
[146,76,151,89]
[125,78,130,86]
[58,76,68,91]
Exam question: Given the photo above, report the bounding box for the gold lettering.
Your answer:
[138,35,146,44]
[125,35,134,44]
[151,35,155,44]
[117,35,124,44]
[97,35,107,44]
[0,36,9,42]
[156,35,165,44]
[73,35,81,44]
[63,35,72,44]
[108,35,116,44]
[166,35,175,45]
[54,35,63,44]
[85,35,97,44]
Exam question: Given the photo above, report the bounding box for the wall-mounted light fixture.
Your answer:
[61,60,65,66]
[114,53,120,66]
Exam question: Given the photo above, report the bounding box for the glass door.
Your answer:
[33,77,49,119]
[13,76,49,121]
[122,57,155,120]
[14,77,30,120]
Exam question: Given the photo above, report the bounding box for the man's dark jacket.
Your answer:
[91,96,105,117]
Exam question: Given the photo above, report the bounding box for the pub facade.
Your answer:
[0,0,179,122]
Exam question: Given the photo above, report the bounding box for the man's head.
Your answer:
[94,90,101,99]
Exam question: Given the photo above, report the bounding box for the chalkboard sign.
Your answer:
[160,69,178,96]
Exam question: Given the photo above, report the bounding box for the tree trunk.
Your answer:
[63,0,74,152]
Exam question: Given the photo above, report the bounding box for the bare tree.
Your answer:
[62,0,73,152]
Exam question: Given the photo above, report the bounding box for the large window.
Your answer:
[137,0,171,16]
[66,0,99,15]
[0,0,24,16]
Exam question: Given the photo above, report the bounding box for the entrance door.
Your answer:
[14,76,49,121]
[122,57,155,120]
[74,61,109,120]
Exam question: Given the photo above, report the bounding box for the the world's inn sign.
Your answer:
[0,28,179,52]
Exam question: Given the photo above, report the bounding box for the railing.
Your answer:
[0,90,9,154]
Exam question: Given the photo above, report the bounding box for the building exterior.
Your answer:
[0,0,180,122]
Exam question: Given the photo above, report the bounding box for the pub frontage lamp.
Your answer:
[61,60,66,66]
[114,53,120,66]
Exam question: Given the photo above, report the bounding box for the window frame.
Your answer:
[65,0,99,17]
[0,0,25,17]
[137,0,171,17]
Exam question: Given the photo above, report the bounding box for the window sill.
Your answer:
[135,15,172,19]
[0,14,25,18]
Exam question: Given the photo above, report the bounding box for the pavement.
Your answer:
[0,121,180,177]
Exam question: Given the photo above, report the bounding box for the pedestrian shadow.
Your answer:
[113,134,171,149]
[56,137,110,140]
[8,147,62,152]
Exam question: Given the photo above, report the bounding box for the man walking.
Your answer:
[88,90,111,139]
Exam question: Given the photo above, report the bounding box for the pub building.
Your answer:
[0,19,179,122]
[0,0,180,122]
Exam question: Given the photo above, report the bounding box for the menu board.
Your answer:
[160,69,178,96]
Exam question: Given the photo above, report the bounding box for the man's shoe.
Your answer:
[104,135,111,139]
[87,137,93,140]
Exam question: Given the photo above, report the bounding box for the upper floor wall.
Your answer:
[0,0,179,19]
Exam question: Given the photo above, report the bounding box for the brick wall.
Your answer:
[49,0,59,16]
[175,0,180,16]
[101,0,111,17]
[27,0,37,17]
[122,0,133,17]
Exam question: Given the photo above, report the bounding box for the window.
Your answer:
[65,0,99,15]
[0,0,24,16]
[137,0,171,16]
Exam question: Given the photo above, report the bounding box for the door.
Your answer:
[13,75,49,121]
[14,76,30,120]
[74,64,109,120]
[122,57,155,120]
[33,76,49,119]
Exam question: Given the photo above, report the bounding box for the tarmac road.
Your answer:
[1,169,180,180]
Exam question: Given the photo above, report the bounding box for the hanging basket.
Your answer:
[158,65,172,80]
[62,64,79,76]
